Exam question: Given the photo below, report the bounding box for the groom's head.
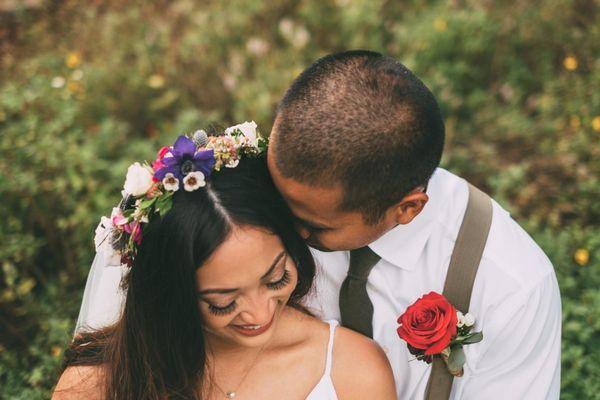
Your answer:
[268,50,444,251]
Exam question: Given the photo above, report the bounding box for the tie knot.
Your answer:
[348,246,381,280]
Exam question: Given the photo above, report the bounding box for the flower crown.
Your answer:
[94,121,267,267]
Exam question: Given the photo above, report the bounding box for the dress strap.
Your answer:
[324,320,339,376]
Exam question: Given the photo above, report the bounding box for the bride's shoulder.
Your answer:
[52,364,106,400]
[331,326,396,399]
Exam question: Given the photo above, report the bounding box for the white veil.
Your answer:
[75,214,128,334]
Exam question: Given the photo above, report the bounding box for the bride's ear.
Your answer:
[389,189,429,225]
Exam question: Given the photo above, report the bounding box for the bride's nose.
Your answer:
[238,294,276,324]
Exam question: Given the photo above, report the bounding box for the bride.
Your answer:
[52,124,396,399]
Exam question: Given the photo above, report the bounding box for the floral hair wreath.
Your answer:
[94,121,268,267]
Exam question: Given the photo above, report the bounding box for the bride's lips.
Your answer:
[231,314,275,337]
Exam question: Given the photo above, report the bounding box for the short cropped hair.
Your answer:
[271,50,445,224]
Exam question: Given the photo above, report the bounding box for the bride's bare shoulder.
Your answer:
[331,326,397,400]
[52,365,105,400]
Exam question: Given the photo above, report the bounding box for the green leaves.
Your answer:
[444,345,466,377]
[462,332,483,345]
[451,331,484,346]
[156,193,174,218]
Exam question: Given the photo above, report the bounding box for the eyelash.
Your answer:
[207,270,292,316]
[208,302,237,316]
[266,269,291,290]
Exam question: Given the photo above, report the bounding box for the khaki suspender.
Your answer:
[425,184,493,400]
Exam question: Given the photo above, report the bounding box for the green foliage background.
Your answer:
[0,0,598,398]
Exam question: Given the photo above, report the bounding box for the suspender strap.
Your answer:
[425,183,493,400]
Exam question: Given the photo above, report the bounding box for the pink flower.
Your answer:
[123,221,142,245]
[112,209,128,227]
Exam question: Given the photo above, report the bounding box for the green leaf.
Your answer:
[462,331,483,345]
[156,194,173,217]
[139,197,156,210]
[445,345,466,376]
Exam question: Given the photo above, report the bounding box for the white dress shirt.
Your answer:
[305,168,561,400]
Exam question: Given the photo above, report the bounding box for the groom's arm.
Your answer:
[458,272,561,399]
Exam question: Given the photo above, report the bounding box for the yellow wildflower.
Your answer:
[592,116,600,132]
[563,56,577,71]
[52,346,62,358]
[147,74,165,89]
[574,248,589,266]
[434,17,448,32]
[67,81,83,94]
[65,52,81,69]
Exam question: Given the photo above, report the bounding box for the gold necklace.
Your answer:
[210,344,266,399]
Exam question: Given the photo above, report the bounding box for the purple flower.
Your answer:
[153,135,215,181]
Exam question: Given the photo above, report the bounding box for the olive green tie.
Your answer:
[339,246,381,338]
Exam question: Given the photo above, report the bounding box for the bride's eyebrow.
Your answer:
[197,251,286,296]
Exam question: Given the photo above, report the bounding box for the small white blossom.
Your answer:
[51,76,66,88]
[162,173,180,192]
[183,171,206,191]
[225,159,240,168]
[225,121,258,146]
[246,37,269,56]
[72,69,84,80]
[292,25,310,49]
[463,313,475,327]
[123,162,154,196]
[456,311,465,328]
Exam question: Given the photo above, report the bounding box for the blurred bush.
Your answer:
[0,0,598,398]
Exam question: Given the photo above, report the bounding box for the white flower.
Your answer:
[225,121,258,146]
[123,162,154,196]
[51,76,65,88]
[183,171,206,191]
[93,208,122,266]
[162,172,180,192]
[246,37,269,56]
[463,313,475,327]
[71,69,84,80]
[225,159,240,168]
[456,311,465,328]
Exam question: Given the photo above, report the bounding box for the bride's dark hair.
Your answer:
[60,155,315,399]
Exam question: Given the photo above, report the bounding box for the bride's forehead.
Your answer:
[196,226,283,281]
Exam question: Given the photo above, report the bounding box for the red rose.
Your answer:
[397,292,458,356]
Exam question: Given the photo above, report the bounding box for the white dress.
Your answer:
[305,320,339,400]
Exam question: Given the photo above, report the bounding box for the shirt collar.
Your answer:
[369,168,448,270]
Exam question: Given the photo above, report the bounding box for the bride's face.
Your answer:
[196,225,298,348]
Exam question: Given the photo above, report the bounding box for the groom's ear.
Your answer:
[391,190,429,225]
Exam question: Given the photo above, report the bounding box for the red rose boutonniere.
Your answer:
[396,292,483,376]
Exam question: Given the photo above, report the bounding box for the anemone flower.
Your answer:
[153,135,215,181]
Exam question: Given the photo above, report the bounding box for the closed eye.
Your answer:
[207,301,237,316]
[266,269,291,290]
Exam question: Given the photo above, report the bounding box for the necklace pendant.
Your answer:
[225,392,236,399]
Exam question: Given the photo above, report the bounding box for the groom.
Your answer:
[267,50,561,399]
